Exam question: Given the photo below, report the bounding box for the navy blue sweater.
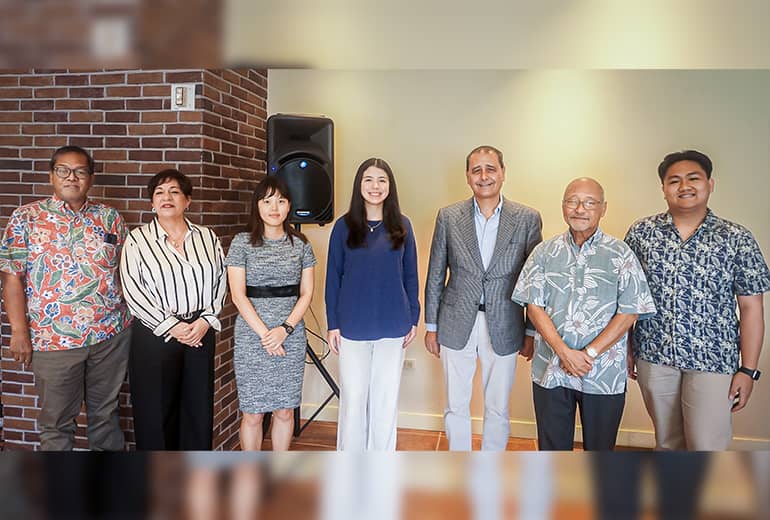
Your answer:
[325,216,420,341]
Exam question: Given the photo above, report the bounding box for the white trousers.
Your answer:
[441,311,517,451]
[321,453,402,520]
[337,336,405,451]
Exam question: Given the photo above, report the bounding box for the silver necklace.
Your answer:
[368,221,383,233]
[166,232,186,249]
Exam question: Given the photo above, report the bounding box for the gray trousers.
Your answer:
[31,327,131,451]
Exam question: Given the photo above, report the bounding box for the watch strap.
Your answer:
[737,366,761,380]
[281,322,295,335]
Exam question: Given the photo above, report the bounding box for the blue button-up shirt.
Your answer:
[513,228,655,395]
[425,195,502,332]
[474,195,503,303]
[624,210,770,374]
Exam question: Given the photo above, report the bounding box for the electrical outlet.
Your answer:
[403,358,416,369]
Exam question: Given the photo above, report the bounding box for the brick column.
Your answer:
[0,68,267,450]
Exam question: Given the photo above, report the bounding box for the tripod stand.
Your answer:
[262,222,339,438]
[291,222,339,436]
[293,328,339,436]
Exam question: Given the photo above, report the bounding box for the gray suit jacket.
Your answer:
[425,197,542,355]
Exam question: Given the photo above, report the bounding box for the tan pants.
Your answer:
[636,359,733,450]
[31,327,131,451]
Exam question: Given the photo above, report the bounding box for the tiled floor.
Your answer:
[262,420,540,451]
[262,419,649,451]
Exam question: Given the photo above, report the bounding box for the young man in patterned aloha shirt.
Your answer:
[625,149,770,450]
[0,145,132,450]
[513,178,656,450]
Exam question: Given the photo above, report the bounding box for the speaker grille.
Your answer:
[275,157,333,222]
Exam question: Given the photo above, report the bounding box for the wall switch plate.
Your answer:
[404,358,416,369]
[170,83,196,111]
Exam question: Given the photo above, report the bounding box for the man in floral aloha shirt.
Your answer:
[0,145,132,450]
[512,178,655,450]
[625,149,770,450]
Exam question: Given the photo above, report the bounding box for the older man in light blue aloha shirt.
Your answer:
[512,178,655,451]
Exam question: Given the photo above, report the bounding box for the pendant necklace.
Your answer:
[368,221,383,233]
[167,234,185,249]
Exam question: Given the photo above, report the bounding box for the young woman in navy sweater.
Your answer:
[326,157,420,451]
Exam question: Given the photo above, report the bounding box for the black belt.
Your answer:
[175,310,202,323]
[478,303,486,312]
[246,284,299,298]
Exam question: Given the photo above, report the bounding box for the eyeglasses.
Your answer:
[562,198,603,210]
[52,165,91,180]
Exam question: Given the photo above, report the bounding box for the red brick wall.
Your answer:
[200,69,267,449]
[0,68,267,450]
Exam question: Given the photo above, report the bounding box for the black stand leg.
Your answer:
[288,223,340,438]
[294,341,340,437]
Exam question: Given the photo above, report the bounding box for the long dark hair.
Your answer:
[344,157,406,250]
[249,176,307,247]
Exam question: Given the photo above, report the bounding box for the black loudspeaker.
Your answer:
[267,114,334,224]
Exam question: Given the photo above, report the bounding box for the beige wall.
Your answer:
[268,70,770,448]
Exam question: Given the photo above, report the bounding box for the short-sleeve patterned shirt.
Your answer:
[512,229,656,395]
[0,196,131,351]
[624,210,770,374]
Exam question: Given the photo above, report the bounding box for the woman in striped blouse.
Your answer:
[120,169,227,450]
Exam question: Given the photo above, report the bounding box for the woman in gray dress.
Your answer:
[225,176,316,450]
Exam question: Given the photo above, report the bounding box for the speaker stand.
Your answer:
[259,221,339,442]
[262,336,339,439]
[292,222,339,438]
[293,336,339,437]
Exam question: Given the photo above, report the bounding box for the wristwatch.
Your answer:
[280,322,295,335]
[585,346,599,359]
[737,366,761,380]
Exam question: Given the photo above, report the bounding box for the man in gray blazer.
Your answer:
[424,145,542,450]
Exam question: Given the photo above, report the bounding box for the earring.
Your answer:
[152,207,157,213]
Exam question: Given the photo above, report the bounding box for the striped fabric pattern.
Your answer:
[119,218,227,338]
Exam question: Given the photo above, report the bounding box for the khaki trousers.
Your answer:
[636,359,733,450]
[31,327,131,451]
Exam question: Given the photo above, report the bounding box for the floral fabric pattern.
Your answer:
[512,229,655,395]
[0,196,130,351]
[625,210,770,374]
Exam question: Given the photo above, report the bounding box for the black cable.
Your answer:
[303,305,330,364]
